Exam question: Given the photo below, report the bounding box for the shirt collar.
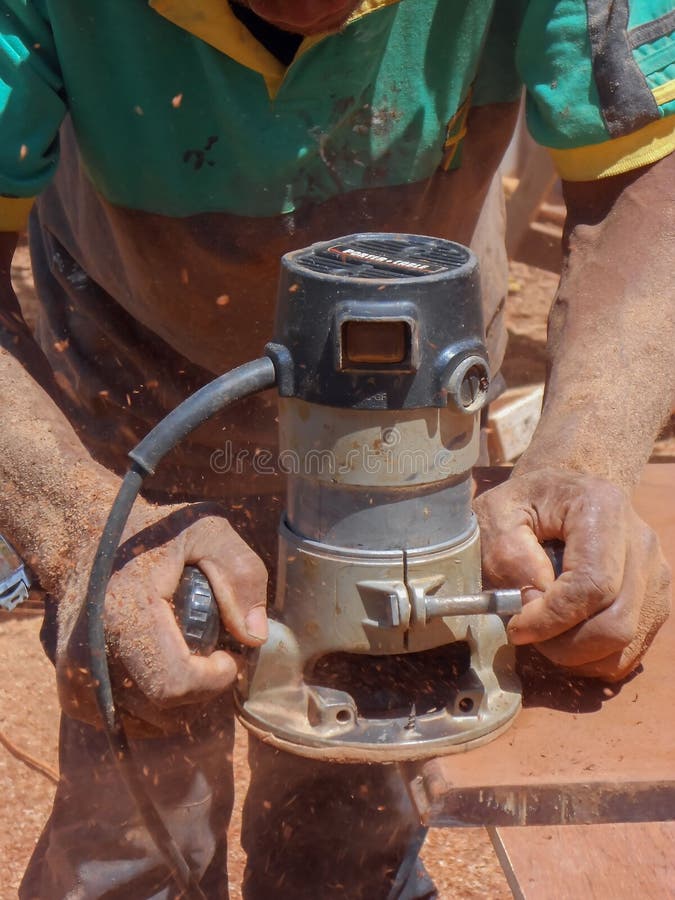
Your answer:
[149,0,400,96]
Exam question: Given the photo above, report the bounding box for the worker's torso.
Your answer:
[42,0,514,215]
[30,0,522,494]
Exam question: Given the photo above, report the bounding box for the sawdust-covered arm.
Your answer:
[516,151,674,488]
[0,231,122,594]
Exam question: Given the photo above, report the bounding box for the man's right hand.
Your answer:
[475,469,671,681]
[57,499,269,735]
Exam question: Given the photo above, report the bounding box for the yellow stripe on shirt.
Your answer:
[548,115,675,181]
[653,78,675,106]
[0,196,34,231]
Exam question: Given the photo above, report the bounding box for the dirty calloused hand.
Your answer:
[57,500,268,735]
[474,469,671,681]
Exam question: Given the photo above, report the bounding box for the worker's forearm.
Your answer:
[515,153,675,490]
[1,243,121,594]
[0,347,124,593]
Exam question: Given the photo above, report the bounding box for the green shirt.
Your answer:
[1,0,674,229]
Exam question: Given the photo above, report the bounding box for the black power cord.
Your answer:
[79,357,277,899]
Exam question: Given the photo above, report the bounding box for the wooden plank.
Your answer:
[487,384,544,462]
[409,464,675,827]
[491,822,675,899]
[409,781,674,828]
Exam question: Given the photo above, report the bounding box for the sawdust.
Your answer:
[0,615,511,899]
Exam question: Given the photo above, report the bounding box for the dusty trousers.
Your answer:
[20,687,435,899]
[20,492,436,900]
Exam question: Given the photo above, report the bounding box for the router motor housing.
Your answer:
[235,234,521,761]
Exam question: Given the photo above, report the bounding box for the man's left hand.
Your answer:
[474,469,671,681]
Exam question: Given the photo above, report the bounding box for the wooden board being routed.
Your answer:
[409,464,675,827]
[491,822,675,899]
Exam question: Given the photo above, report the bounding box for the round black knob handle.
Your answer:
[173,566,221,655]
